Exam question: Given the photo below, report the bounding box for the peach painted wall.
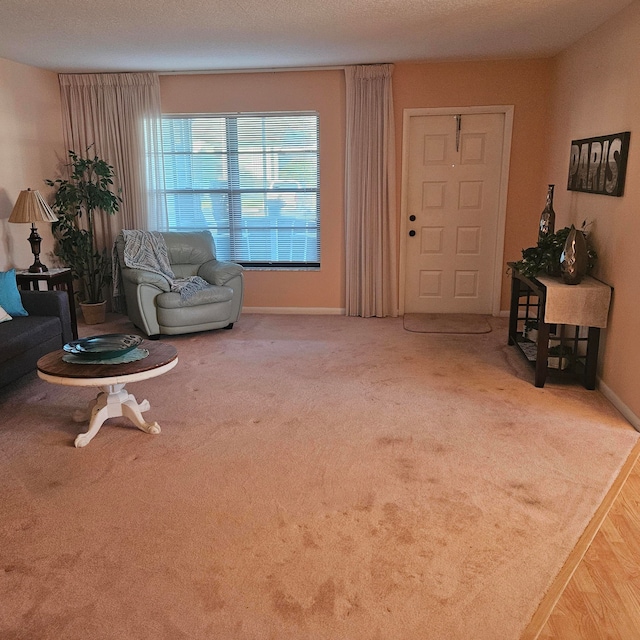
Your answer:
[160,71,346,312]
[545,1,640,422]
[160,62,553,313]
[0,58,63,272]
[393,59,554,310]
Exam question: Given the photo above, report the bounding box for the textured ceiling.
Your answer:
[0,0,635,73]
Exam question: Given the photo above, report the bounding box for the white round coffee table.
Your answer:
[37,342,178,448]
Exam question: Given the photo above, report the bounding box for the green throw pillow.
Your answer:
[0,269,28,317]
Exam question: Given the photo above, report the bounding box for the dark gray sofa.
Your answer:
[0,290,73,388]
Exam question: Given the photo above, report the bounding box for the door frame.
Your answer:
[399,106,514,317]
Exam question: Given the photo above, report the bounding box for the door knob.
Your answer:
[409,230,416,237]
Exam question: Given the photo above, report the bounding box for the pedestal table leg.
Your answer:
[73,383,161,448]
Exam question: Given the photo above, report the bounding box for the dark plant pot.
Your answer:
[80,301,107,325]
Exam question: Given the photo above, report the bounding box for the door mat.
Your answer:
[403,313,492,334]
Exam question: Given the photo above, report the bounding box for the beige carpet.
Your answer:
[0,313,637,640]
[403,313,492,334]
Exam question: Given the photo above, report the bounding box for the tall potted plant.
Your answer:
[46,148,121,324]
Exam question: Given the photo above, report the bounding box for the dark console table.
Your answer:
[507,263,612,389]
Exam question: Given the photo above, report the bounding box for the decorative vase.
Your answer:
[560,225,588,285]
[80,301,107,325]
[538,184,556,242]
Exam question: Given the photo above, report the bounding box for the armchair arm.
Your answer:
[198,259,244,286]
[122,269,171,292]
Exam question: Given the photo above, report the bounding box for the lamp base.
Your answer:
[27,223,48,272]
[28,261,48,273]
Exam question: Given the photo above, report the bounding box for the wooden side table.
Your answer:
[16,268,78,339]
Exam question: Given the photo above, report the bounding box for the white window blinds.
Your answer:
[160,112,320,267]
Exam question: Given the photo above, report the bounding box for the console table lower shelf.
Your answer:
[507,263,612,389]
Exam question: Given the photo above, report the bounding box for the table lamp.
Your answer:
[8,188,58,273]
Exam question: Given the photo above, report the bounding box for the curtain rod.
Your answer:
[158,65,347,76]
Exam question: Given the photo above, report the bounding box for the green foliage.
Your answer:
[512,224,597,279]
[548,344,573,357]
[46,149,121,304]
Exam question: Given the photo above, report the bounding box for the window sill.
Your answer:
[243,266,321,272]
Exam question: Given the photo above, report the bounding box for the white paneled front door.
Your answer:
[402,110,511,315]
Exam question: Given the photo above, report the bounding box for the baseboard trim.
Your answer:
[598,378,640,432]
[243,307,346,315]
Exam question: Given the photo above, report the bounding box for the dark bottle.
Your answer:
[538,184,556,242]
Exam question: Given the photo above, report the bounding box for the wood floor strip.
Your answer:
[521,438,640,640]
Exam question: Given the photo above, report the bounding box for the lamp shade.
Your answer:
[8,189,58,273]
[8,189,57,224]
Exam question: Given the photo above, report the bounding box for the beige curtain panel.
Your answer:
[58,72,167,253]
[344,64,398,318]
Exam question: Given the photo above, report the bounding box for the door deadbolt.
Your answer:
[409,215,416,221]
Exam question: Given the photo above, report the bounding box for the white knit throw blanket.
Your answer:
[120,230,210,300]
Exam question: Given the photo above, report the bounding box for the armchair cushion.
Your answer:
[157,285,233,309]
[165,231,216,264]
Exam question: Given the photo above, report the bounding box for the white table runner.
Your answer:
[536,275,612,328]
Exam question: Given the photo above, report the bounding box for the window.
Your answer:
[160,112,320,268]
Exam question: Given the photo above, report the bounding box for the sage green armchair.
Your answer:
[114,230,244,338]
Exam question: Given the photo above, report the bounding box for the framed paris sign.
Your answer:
[567,131,630,197]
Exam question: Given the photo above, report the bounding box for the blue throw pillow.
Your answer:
[0,269,28,317]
